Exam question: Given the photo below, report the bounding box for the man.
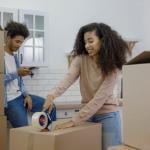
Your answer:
[4,21,56,128]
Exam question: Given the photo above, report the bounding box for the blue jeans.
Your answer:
[5,94,56,128]
[89,111,122,150]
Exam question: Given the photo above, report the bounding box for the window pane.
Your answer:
[24,31,33,46]
[24,14,33,29]
[35,15,44,30]
[3,12,13,27]
[35,31,44,47]
[35,47,43,63]
[22,47,34,63]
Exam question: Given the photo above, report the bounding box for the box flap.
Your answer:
[126,51,150,65]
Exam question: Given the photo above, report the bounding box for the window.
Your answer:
[19,10,47,66]
[0,7,18,28]
[0,8,47,66]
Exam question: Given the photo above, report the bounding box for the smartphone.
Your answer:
[28,67,39,78]
[28,67,39,70]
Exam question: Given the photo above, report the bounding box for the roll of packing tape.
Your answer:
[32,112,48,129]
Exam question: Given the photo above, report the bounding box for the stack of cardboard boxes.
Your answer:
[0,31,7,150]
[108,51,150,150]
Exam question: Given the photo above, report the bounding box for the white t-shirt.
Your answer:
[5,52,21,101]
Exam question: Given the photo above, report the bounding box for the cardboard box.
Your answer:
[123,51,150,150]
[107,145,137,150]
[0,59,4,73]
[0,74,4,115]
[10,121,101,150]
[0,31,4,74]
[0,116,7,150]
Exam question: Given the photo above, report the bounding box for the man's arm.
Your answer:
[4,72,18,85]
[4,67,31,85]
[4,70,29,96]
[19,77,29,97]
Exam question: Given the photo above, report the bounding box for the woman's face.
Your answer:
[84,30,101,57]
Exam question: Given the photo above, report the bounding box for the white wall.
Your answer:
[46,0,148,69]
[1,0,150,102]
[0,0,49,11]
[46,0,150,68]
[0,0,149,69]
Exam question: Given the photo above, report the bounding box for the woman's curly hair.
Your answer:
[72,22,128,77]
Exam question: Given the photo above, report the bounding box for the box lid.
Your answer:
[126,51,150,65]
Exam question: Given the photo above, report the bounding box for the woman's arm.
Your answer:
[43,56,81,112]
[48,56,81,98]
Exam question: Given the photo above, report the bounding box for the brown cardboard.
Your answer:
[0,89,4,115]
[0,74,4,115]
[0,59,4,73]
[126,51,150,65]
[0,31,5,115]
[10,121,101,150]
[0,31,4,74]
[123,51,150,150]
[0,116,7,150]
[107,145,137,150]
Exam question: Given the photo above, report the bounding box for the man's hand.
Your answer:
[24,95,32,111]
[54,120,75,130]
[18,67,31,76]
[42,95,54,113]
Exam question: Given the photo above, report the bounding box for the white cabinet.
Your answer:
[56,103,83,119]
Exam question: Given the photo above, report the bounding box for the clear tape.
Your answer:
[32,112,48,129]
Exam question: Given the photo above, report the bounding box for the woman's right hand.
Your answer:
[42,95,55,113]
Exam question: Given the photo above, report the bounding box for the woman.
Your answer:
[43,22,128,150]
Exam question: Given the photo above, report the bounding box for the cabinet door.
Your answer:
[0,7,18,28]
[19,9,47,66]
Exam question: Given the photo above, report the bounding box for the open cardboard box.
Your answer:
[123,51,150,150]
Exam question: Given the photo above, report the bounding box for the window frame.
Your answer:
[0,7,18,28]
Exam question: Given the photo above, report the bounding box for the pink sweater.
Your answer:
[49,55,120,125]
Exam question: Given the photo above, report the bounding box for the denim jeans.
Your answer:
[5,94,56,128]
[89,111,122,150]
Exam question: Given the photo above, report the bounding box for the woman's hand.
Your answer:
[43,95,54,113]
[24,95,32,111]
[55,120,75,130]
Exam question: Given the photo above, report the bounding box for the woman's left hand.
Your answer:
[55,120,75,130]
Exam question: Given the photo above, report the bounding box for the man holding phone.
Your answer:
[4,21,56,128]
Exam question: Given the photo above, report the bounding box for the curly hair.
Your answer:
[72,22,128,77]
[5,21,29,39]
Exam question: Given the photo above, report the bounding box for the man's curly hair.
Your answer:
[5,21,29,39]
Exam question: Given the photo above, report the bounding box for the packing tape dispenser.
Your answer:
[32,112,52,130]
